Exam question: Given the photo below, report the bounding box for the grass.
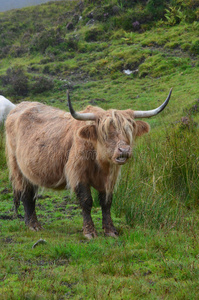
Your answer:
[0,0,199,298]
[0,199,199,299]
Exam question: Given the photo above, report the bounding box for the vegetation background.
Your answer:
[0,0,199,298]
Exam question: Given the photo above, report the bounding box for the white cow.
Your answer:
[0,96,16,123]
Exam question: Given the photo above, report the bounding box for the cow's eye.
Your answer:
[108,132,116,139]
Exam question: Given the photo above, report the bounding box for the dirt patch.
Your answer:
[188,99,199,114]
[0,214,13,220]
[1,237,14,243]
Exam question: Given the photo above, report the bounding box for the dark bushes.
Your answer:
[190,40,199,55]
[146,0,168,20]
[29,29,64,54]
[85,27,104,42]
[30,76,54,94]
[1,66,29,96]
[0,66,54,97]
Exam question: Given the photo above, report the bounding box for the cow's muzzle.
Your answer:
[114,145,131,165]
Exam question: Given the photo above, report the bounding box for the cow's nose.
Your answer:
[118,146,131,154]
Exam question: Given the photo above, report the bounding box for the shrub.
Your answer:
[1,66,29,96]
[109,7,151,31]
[84,27,104,42]
[190,39,199,55]
[30,76,54,94]
[0,46,11,59]
[163,1,199,25]
[117,0,147,9]
[9,45,27,57]
[146,0,168,20]
[29,29,64,54]
[65,37,78,51]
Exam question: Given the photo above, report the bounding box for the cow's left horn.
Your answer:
[67,90,96,121]
[133,88,172,118]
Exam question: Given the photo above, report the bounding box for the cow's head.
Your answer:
[67,89,172,165]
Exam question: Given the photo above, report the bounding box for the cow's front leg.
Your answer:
[99,192,118,237]
[75,183,97,239]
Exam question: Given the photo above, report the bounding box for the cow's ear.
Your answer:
[135,120,150,137]
[78,125,97,141]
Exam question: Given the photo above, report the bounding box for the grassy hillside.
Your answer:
[0,0,199,299]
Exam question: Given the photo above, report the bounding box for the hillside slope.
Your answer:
[0,0,198,125]
[0,1,199,299]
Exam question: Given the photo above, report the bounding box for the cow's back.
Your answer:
[6,102,74,189]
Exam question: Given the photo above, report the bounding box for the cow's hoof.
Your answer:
[105,231,118,238]
[26,213,42,231]
[28,222,42,231]
[26,218,42,231]
[84,230,97,240]
[104,226,118,238]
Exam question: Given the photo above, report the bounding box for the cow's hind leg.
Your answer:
[75,183,97,239]
[99,192,118,237]
[7,153,41,230]
[13,190,21,215]
[7,154,23,215]
[20,183,41,231]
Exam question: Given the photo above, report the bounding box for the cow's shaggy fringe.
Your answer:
[98,109,136,145]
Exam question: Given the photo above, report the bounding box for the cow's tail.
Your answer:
[0,95,16,123]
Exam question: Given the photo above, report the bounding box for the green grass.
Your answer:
[0,198,199,299]
[0,0,199,298]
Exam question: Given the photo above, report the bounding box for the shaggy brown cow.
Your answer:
[5,89,172,238]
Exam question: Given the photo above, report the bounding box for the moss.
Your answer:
[190,39,199,55]
[84,27,104,42]
[164,41,179,49]
[181,42,191,51]
[138,53,191,78]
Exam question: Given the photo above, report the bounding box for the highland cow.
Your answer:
[5,89,172,238]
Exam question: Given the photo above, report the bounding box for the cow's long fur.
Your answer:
[0,96,16,123]
[6,102,149,193]
[5,100,150,237]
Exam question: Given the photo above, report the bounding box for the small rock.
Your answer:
[123,69,138,75]
[32,239,47,249]
[132,21,141,31]
[123,69,132,75]
[86,19,95,26]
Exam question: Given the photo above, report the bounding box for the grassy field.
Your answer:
[0,0,199,298]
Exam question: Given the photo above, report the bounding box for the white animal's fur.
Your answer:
[0,96,16,123]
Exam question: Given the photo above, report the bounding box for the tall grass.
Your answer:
[113,123,199,229]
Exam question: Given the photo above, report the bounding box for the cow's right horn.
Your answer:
[67,90,96,121]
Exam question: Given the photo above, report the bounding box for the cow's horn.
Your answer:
[67,90,96,121]
[133,88,172,118]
